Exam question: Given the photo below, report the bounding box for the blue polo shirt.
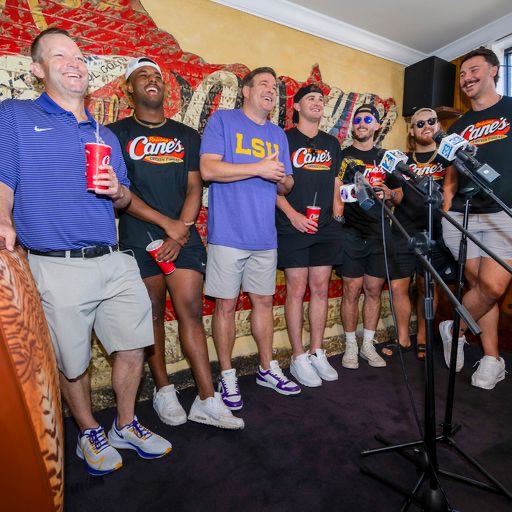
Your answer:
[0,93,130,251]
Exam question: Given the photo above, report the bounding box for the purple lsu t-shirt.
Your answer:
[200,109,292,250]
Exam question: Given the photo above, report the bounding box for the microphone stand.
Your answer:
[358,175,512,511]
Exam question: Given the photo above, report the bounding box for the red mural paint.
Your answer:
[0,0,397,319]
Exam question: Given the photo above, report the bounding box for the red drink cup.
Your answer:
[146,240,176,275]
[305,205,321,234]
[85,142,111,191]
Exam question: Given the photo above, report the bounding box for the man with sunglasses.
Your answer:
[441,47,512,389]
[335,104,402,370]
[385,108,454,360]
[275,84,344,386]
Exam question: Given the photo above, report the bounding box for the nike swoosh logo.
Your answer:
[34,126,54,132]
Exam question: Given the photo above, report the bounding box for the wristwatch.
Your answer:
[333,215,345,224]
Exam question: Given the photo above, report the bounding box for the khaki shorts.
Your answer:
[28,251,154,379]
[442,211,512,261]
[204,244,277,298]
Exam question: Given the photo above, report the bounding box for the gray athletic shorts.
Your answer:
[442,210,512,260]
[204,244,277,298]
[28,251,154,379]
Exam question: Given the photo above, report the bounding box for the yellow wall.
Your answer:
[142,0,407,150]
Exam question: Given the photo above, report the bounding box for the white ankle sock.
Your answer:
[363,329,375,343]
[345,331,357,344]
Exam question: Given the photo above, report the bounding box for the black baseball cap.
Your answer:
[292,84,324,123]
[353,104,380,123]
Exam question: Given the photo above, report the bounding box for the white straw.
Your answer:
[147,231,154,242]
[312,192,318,207]
[96,120,100,144]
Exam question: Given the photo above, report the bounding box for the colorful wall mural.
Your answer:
[0,0,399,402]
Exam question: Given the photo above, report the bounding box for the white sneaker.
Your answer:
[342,341,359,369]
[218,369,243,410]
[290,353,322,387]
[439,320,466,372]
[360,340,387,368]
[108,416,172,459]
[188,392,245,430]
[256,360,301,395]
[471,356,506,390]
[153,384,187,426]
[76,426,122,476]
[309,349,339,381]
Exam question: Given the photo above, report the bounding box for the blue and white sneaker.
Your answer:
[256,360,301,395]
[76,426,122,476]
[218,368,243,410]
[108,416,172,459]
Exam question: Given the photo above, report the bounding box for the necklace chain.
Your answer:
[133,114,167,129]
[412,149,438,165]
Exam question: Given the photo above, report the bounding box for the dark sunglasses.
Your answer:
[353,115,374,125]
[307,139,317,157]
[413,117,438,128]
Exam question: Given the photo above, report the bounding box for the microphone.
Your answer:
[340,157,365,184]
[433,130,500,183]
[354,171,375,210]
[377,149,417,180]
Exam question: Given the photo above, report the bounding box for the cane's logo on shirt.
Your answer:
[127,135,185,164]
[235,133,279,158]
[459,117,510,146]
[409,162,446,180]
[292,147,332,171]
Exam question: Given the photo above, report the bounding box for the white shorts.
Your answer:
[28,251,154,379]
[204,244,277,298]
[442,210,512,260]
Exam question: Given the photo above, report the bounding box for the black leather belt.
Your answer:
[28,244,119,258]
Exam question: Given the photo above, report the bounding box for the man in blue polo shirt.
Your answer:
[0,28,171,477]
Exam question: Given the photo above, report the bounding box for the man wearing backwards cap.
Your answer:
[335,104,402,371]
[0,29,172,477]
[109,57,243,430]
[276,84,343,387]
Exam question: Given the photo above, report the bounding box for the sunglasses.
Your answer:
[413,117,438,128]
[353,115,375,125]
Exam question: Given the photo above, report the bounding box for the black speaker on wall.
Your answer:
[403,56,456,118]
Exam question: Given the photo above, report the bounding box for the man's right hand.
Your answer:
[258,151,286,183]
[0,223,16,251]
[289,210,318,234]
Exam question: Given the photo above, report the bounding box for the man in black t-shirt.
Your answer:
[276,84,343,387]
[110,57,243,428]
[441,48,512,389]
[386,108,453,360]
[335,105,402,371]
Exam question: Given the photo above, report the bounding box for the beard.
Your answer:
[352,131,374,143]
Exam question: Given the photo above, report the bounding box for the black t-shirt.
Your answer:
[448,95,512,213]
[340,146,401,239]
[277,127,342,238]
[393,151,447,235]
[109,116,202,248]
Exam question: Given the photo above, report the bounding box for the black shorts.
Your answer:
[122,238,207,279]
[335,230,387,279]
[387,232,456,282]
[277,233,344,269]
